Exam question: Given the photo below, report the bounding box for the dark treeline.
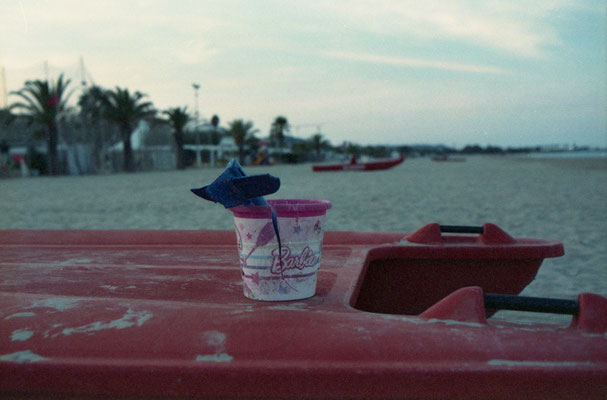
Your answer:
[0,73,585,177]
[0,74,338,175]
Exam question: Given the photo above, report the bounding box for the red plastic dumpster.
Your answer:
[1,224,606,399]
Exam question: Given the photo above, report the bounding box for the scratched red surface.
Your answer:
[1,228,606,399]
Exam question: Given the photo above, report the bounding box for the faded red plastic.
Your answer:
[405,222,517,245]
[420,286,488,323]
[419,287,607,333]
[573,293,607,334]
[353,223,564,315]
[0,227,605,400]
[312,156,404,172]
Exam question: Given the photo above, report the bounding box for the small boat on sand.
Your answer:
[431,155,466,162]
[312,156,404,172]
[1,223,606,399]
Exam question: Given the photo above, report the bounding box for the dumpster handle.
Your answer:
[484,293,579,315]
[439,225,484,234]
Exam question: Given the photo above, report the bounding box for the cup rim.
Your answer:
[231,199,331,218]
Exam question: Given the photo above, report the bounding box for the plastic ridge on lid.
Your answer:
[405,222,516,245]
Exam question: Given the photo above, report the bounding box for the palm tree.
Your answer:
[0,107,15,130]
[271,116,289,157]
[78,85,106,121]
[0,108,13,171]
[10,74,72,175]
[0,109,15,156]
[311,133,329,160]
[78,85,108,172]
[210,114,220,145]
[163,107,190,169]
[103,87,155,172]
[211,115,220,130]
[228,119,258,165]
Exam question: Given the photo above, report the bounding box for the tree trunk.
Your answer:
[175,131,185,169]
[238,146,246,166]
[47,124,59,175]
[123,138,134,172]
[122,124,134,172]
[92,123,103,173]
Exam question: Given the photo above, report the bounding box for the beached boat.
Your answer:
[312,156,404,171]
[1,223,606,399]
[431,155,467,162]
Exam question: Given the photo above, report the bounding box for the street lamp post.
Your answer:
[192,83,201,167]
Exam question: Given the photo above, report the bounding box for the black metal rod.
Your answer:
[484,293,579,315]
[439,225,484,234]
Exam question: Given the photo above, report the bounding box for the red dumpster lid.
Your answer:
[0,229,604,399]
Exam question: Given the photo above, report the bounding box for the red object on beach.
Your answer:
[10,154,26,164]
[312,156,404,171]
[431,155,466,162]
[1,225,606,399]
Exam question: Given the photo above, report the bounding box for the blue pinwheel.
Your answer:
[191,159,282,253]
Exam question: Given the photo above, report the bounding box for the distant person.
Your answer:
[349,155,357,165]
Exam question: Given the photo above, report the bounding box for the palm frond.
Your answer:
[103,86,156,129]
[163,107,190,132]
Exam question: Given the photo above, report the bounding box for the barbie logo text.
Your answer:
[270,246,318,274]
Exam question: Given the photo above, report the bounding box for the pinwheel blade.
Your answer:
[190,160,280,208]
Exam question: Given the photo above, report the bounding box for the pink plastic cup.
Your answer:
[230,199,331,301]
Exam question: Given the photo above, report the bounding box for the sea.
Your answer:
[521,150,607,159]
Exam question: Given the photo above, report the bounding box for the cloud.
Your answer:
[318,50,506,74]
[171,41,220,65]
[307,0,580,58]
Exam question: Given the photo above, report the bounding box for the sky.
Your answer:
[1,0,606,148]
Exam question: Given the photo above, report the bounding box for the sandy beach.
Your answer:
[2,155,606,323]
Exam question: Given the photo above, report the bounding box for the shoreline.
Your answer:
[505,154,607,170]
